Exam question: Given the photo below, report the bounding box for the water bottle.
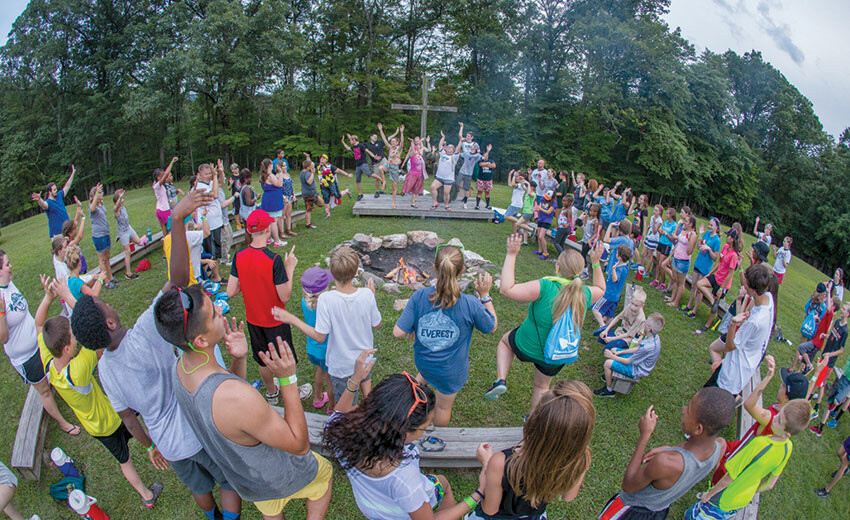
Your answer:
[69,489,110,520]
[51,446,81,478]
[146,227,153,243]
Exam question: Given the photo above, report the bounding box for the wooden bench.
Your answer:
[610,372,640,394]
[11,386,49,480]
[289,411,523,468]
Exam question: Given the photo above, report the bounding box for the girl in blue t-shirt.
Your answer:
[278,160,298,239]
[64,245,106,300]
[393,245,497,426]
[650,207,677,292]
[301,267,334,412]
[684,217,722,316]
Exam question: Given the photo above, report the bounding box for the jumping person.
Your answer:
[152,157,178,236]
[378,123,404,208]
[342,134,384,200]
[88,183,117,289]
[430,131,462,211]
[70,190,242,519]
[393,245,497,426]
[31,165,76,238]
[476,155,496,210]
[315,154,353,217]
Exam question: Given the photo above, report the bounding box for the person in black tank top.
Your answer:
[470,380,595,519]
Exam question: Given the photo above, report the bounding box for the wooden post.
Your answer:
[392,76,458,138]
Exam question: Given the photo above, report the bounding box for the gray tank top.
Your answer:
[619,441,724,512]
[172,369,318,502]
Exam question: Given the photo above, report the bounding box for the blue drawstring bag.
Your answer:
[543,307,581,365]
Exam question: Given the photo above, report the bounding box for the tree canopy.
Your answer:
[0,0,846,273]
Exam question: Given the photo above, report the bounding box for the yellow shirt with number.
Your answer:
[38,333,121,437]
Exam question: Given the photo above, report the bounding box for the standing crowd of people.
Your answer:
[0,125,847,520]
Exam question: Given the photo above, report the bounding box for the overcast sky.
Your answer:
[0,0,846,137]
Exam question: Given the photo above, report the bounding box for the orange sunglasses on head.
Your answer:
[401,371,427,418]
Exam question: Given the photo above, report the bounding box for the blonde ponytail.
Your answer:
[552,249,586,328]
[430,246,464,309]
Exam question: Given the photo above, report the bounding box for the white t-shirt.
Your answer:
[98,292,203,461]
[836,285,845,302]
[188,230,204,280]
[196,181,223,230]
[510,185,525,208]
[531,168,547,187]
[53,255,73,316]
[314,288,382,378]
[343,442,437,519]
[435,152,459,182]
[646,215,663,242]
[718,293,774,395]
[757,232,772,247]
[773,247,791,274]
[460,140,478,154]
[1,281,38,367]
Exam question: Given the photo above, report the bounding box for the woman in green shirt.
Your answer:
[485,234,606,410]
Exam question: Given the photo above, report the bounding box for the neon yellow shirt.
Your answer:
[162,234,198,286]
[39,333,122,437]
[712,436,792,511]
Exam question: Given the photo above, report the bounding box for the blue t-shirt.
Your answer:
[694,232,722,276]
[598,196,615,221]
[260,183,284,212]
[603,263,630,302]
[395,287,495,395]
[610,201,628,224]
[272,157,289,172]
[607,236,635,277]
[68,276,85,301]
[45,189,70,237]
[301,298,328,360]
[658,220,677,246]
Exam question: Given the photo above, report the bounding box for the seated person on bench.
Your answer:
[595,313,665,398]
[595,288,646,351]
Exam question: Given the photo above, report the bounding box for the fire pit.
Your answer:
[326,231,498,296]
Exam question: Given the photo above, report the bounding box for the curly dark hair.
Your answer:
[323,374,435,472]
[70,295,111,350]
[154,285,207,349]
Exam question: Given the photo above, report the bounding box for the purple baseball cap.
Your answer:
[301,267,333,294]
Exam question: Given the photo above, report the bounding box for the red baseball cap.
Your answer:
[246,209,275,233]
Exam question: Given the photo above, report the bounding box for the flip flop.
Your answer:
[62,424,81,436]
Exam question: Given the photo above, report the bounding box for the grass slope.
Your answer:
[0,180,846,519]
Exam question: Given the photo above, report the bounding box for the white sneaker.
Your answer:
[29,515,41,520]
[463,202,468,209]
[265,379,280,405]
[298,383,314,400]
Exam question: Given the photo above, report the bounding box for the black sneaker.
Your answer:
[484,380,507,400]
[374,192,380,198]
[594,387,616,398]
[357,194,364,201]
[815,488,829,498]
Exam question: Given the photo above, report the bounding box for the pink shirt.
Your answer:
[673,230,693,260]
[152,181,169,212]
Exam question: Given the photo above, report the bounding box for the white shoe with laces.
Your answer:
[298,383,314,400]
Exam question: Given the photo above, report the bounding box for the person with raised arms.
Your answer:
[70,190,243,520]
[430,131,462,211]
[342,134,384,201]
[31,165,76,239]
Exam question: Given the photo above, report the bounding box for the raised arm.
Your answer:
[31,191,49,211]
[438,131,446,151]
[745,355,776,426]
[164,156,177,179]
[499,234,542,302]
[169,190,215,290]
[341,135,352,151]
[377,123,390,147]
[61,165,75,195]
[458,122,464,143]
[481,144,492,161]
[34,275,57,333]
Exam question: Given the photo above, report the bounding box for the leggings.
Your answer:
[554,228,572,254]
[581,242,591,264]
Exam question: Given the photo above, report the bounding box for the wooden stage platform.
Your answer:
[352,192,494,220]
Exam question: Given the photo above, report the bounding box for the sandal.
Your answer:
[431,203,440,210]
[313,392,329,409]
[143,482,164,509]
[62,424,81,436]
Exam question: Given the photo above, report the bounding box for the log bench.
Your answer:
[11,386,49,480]
[291,411,523,468]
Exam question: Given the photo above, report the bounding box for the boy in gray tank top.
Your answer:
[597,387,736,519]
[153,208,332,519]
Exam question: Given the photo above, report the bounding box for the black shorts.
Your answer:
[655,243,672,256]
[16,349,46,384]
[507,328,563,378]
[599,494,670,519]
[171,448,234,495]
[694,265,710,277]
[94,423,133,464]
[706,274,721,295]
[537,221,551,229]
[246,322,295,366]
[203,227,222,259]
[704,363,722,389]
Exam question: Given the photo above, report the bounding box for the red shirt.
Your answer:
[812,309,834,349]
[231,246,288,327]
[715,244,739,289]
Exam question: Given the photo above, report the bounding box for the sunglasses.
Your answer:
[173,287,194,336]
[435,243,465,259]
[401,371,428,418]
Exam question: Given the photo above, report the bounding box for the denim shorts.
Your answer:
[307,353,328,373]
[93,234,111,252]
[673,258,690,274]
[505,205,522,218]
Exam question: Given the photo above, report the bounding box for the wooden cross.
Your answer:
[392,76,457,138]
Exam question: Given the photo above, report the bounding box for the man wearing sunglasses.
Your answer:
[70,190,243,519]
[154,201,333,520]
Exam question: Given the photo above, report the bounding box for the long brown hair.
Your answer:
[551,249,586,328]
[506,380,595,507]
[430,246,464,308]
[260,158,273,184]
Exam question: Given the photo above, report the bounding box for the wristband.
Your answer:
[463,495,479,509]
[346,378,359,393]
[277,374,297,387]
[479,296,492,304]
[472,489,484,500]
[592,263,601,269]
[147,442,156,453]
[0,312,6,316]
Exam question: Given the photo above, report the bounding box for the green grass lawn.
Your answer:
[0,180,847,519]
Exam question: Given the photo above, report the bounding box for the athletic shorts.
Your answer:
[355,163,371,183]
[203,227,222,259]
[302,196,316,212]
[371,158,388,177]
[459,174,472,192]
[93,423,133,464]
[477,179,493,192]
[254,452,332,517]
[155,209,171,225]
[643,238,658,250]
[117,227,138,247]
[684,501,737,520]
[815,365,833,388]
[611,353,635,378]
[694,265,710,277]
[831,376,850,406]
[329,371,372,404]
[424,474,445,508]
[170,448,234,495]
[387,164,401,183]
[0,461,18,489]
[706,274,721,295]
[267,209,283,219]
[521,213,533,222]
[507,328,564,378]
[93,234,111,253]
[537,221,551,230]
[797,341,818,357]
[246,322,295,366]
[435,176,454,187]
[14,349,46,384]
[307,353,328,373]
[673,258,690,274]
[844,434,850,461]
[598,494,669,520]
[505,205,522,218]
[655,243,672,256]
[592,297,618,318]
[775,272,786,285]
